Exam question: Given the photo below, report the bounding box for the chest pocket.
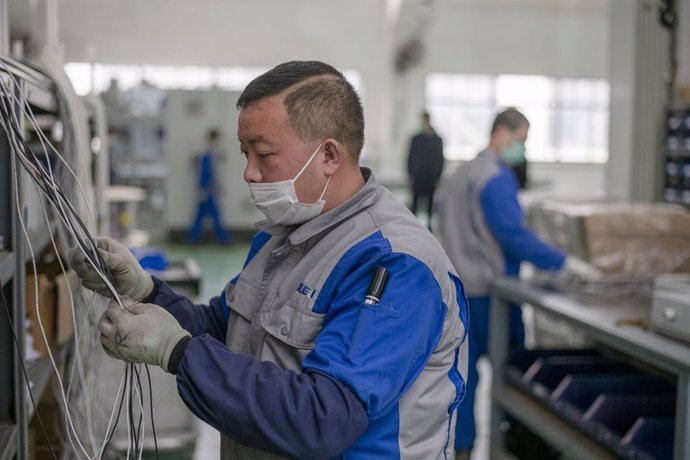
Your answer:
[260,300,325,350]
[225,277,263,353]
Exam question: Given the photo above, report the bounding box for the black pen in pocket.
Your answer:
[364,266,389,305]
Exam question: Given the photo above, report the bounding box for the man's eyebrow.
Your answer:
[239,135,272,146]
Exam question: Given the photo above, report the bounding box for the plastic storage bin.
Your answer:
[620,417,675,460]
[582,393,675,455]
[505,348,602,391]
[523,355,634,399]
[550,374,672,420]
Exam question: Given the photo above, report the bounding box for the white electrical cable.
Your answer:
[12,159,91,460]
[0,59,124,309]
[2,60,146,459]
[0,58,99,235]
[37,198,101,453]
[134,365,146,460]
[95,365,127,459]
[0,71,115,296]
[2,82,90,460]
[11,118,131,460]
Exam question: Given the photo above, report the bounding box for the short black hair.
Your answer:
[491,107,530,135]
[207,128,220,142]
[237,61,365,163]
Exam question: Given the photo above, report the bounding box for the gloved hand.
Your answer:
[68,237,153,301]
[561,256,602,282]
[98,298,191,373]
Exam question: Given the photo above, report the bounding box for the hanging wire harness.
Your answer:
[0,55,159,460]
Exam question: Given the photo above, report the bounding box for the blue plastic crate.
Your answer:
[582,393,675,456]
[505,349,602,391]
[523,356,634,400]
[620,417,675,460]
[550,374,672,421]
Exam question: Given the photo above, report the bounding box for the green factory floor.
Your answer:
[154,240,251,300]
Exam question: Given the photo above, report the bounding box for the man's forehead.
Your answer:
[239,94,285,115]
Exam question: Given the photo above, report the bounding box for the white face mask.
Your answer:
[248,143,331,225]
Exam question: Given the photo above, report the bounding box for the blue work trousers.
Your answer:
[454,295,525,451]
[187,194,230,243]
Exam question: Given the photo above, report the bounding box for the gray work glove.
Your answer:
[68,237,154,301]
[98,298,191,373]
[561,256,603,282]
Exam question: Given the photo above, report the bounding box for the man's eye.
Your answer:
[258,153,272,159]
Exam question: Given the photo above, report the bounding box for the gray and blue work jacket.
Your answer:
[147,168,469,459]
[435,149,565,297]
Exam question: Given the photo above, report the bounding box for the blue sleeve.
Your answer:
[176,336,368,459]
[148,277,229,342]
[174,249,447,458]
[480,171,566,271]
[302,252,448,419]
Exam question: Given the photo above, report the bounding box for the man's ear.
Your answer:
[322,138,347,175]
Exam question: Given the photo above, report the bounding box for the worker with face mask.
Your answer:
[70,61,469,459]
[435,107,600,460]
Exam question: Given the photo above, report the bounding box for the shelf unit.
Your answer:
[662,104,690,207]
[0,57,59,460]
[489,278,690,460]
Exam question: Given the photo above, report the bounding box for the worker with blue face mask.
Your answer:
[70,60,469,459]
[435,107,601,460]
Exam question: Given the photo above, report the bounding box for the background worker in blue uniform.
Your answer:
[70,61,469,459]
[435,107,600,460]
[186,128,231,243]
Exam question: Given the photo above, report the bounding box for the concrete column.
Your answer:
[607,0,672,201]
[0,0,8,55]
[677,0,690,92]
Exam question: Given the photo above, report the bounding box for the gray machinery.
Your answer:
[652,274,690,344]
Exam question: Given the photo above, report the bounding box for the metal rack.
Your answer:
[0,57,59,460]
[662,104,690,207]
[489,278,690,460]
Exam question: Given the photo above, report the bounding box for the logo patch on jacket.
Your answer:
[297,283,317,299]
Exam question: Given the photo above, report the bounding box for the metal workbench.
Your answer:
[488,278,690,460]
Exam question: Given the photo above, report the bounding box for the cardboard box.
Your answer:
[583,209,690,239]
[529,201,690,274]
[28,398,64,460]
[25,273,56,359]
[54,271,77,344]
[582,207,690,274]
[25,267,78,357]
[587,237,690,273]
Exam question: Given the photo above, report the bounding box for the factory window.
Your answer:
[426,73,610,163]
[65,63,363,97]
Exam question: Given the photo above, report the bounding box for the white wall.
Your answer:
[390,0,610,193]
[58,0,394,187]
[442,160,606,198]
[55,0,611,198]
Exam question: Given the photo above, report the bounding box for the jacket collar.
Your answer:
[479,147,509,168]
[256,167,382,245]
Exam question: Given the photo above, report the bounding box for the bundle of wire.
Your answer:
[0,55,158,460]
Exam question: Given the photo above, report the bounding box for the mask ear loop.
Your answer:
[318,176,331,201]
[292,143,324,183]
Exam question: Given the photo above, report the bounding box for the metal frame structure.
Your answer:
[489,278,690,460]
[0,57,59,460]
